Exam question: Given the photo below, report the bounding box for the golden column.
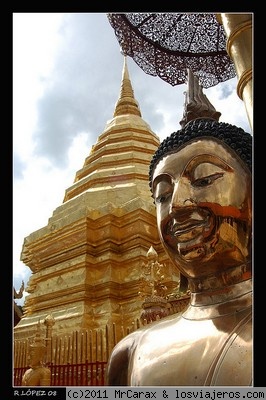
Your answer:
[217,13,253,131]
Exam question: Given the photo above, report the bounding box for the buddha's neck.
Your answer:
[187,263,251,294]
[183,264,252,320]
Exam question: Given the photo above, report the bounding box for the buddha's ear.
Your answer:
[179,273,189,292]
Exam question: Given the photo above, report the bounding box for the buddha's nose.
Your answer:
[170,179,196,212]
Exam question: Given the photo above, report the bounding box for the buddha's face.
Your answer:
[152,138,252,279]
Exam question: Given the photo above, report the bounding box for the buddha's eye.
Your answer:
[153,180,173,204]
[154,192,172,204]
[193,172,224,188]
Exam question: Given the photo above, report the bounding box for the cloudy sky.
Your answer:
[13,13,251,305]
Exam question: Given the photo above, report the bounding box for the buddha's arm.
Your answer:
[105,333,138,386]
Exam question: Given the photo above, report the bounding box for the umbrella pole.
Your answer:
[217,13,253,132]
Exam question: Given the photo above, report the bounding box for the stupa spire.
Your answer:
[113,56,142,117]
[179,69,221,128]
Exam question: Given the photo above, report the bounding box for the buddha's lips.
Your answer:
[165,209,213,243]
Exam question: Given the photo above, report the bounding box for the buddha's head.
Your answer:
[149,71,252,290]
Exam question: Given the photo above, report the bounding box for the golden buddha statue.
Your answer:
[106,70,252,386]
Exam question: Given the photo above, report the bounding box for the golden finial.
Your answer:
[179,69,221,128]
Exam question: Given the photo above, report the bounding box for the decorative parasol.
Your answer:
[107,13,236,89]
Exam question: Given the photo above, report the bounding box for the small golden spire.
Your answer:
[179,69,221,128]
[113,56,142,117]
[139,247,169,325]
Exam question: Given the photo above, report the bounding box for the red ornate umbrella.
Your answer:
[107,13,236,88]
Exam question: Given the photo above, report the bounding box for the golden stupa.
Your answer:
[14,57,181,342]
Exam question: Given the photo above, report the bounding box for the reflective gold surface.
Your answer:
[220,13,252,130]
[152,139,251,284]
[106,133,252,386]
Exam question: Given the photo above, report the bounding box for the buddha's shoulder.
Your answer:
[113,312,184,352]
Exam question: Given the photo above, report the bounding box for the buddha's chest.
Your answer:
[129,312,252,386]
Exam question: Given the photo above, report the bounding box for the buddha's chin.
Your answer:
[166,233,208,261]
[177,242,207,261]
